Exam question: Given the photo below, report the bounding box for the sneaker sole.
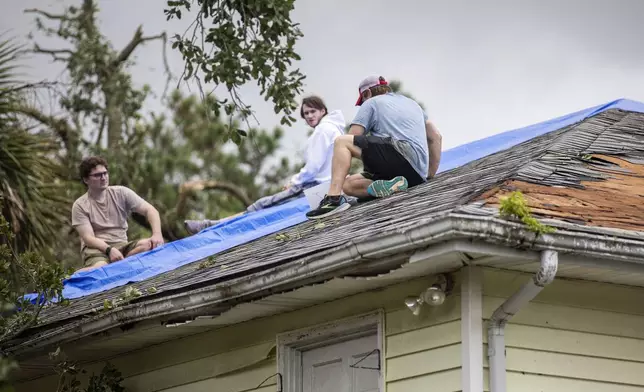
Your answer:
[306,202,351,220]
[184,221,204,235]
[367,176,409,198]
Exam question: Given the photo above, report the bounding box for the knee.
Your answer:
[342,181,353,195]
[342,177,359,196]
[334,135,353,148]
[135,239,152,252]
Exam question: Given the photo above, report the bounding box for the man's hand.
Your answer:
[150,233,164,249]
[134,201,164,247]
[109,247,125,262]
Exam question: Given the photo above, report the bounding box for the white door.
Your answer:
[302,334,380,392]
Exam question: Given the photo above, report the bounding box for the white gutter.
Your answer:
[487,249,559,392]
[7,213,642,358]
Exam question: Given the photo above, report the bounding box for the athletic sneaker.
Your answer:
[367,176,409,198]
[305,195,351,220]
[184,219,218,235]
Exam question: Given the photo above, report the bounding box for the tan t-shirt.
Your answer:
[71,186,146,249]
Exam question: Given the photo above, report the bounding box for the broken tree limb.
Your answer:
[176,179,253,218]
[113,26,172,98]
[114,26,167,65]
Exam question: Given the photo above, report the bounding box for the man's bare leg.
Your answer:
[126,239,153,257]
[343,174,373,198]
[75,260,109,273]
[328,135,362,196]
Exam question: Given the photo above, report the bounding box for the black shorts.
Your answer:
[353,135,425,187]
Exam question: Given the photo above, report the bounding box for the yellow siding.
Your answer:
[17,266,644,392]
[482,268,644,391]
[16,274,463,392]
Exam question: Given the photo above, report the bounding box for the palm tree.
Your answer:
[0,36,70,255]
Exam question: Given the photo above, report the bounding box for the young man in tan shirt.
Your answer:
[71,156,164,272]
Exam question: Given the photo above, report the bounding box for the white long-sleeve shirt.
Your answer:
[290,110,346,186]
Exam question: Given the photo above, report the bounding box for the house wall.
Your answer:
[16,273,463,392]
[482,268,644,392]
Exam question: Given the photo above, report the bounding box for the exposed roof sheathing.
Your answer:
[482,111,644,231]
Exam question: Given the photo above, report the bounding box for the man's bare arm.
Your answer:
[134,201,164,247]
[76,223,110,254]
[348,124,366,137]
[425,120,442,178]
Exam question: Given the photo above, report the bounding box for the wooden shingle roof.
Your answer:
[8,108,644,351]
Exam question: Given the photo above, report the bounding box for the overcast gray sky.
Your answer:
[4,0,644,157]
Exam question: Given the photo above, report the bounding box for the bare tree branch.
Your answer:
[24,8,67,20]
[0,81,57,97]
[114,26,172,98]
[159,33,172,99]
[114,26,166,65]
[33,45,73,56]
[31,45,73,62]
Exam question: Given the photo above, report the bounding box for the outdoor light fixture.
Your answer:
[422,285,446,306]
[404,297,422,316]
[404,274,454,316]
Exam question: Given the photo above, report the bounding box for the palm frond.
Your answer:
[0,36,70,254]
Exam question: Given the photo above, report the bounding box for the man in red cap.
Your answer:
[306,75,442,219]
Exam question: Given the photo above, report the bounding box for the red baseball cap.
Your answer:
[355,75,389,106]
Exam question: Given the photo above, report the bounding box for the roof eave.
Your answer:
[7,212,644,358]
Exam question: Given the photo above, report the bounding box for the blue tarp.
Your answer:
[38,197,310,301]
[436,98,644,173]
[35,98,644,300]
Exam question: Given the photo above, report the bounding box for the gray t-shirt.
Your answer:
[71,185,145,249]
[351,93,429,178]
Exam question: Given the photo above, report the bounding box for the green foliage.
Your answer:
[101,286,142,312]
[164,0,305,128]
[0,37,70,255]
[0,36,69,387]
[49,348,125,392]
[21,1,301,264]
[26,1,165,151]
[0,212,68,387]
[197,256,216,269]
[499,191,555,235]
[0,0,303,387]
[0,212,122,390]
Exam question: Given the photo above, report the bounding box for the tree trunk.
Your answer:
[105,94,123,148]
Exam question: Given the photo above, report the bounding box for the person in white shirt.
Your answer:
[286,95,346,189]
[184,95,345,234]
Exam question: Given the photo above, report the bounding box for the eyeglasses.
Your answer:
[89,171,108,179]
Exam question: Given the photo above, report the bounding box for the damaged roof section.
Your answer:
[481,110,644,231]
